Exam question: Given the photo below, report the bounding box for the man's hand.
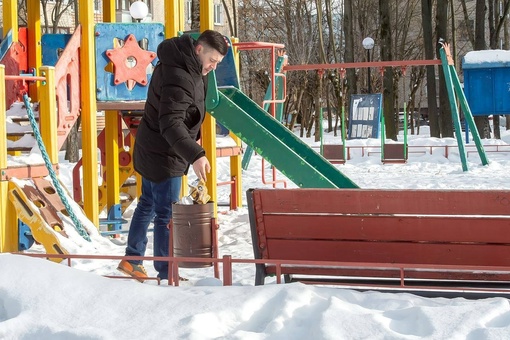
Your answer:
[192,156,211,181]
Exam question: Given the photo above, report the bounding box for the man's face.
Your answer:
[196,44,224,75]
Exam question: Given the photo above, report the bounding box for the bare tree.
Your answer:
[487,0,510,138]
[421,0,440,137]
[41,0,74,33]
[343,0,358,108]
[221,0,238,37]
[379,0,396,140]
[436,0,454,138]
[471,0,492,138]
[191,0,200,30]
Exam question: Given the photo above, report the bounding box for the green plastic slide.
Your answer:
[206,73,358,189]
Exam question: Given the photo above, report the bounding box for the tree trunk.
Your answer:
[459,0,476,48]
[326,89,333,133]
[343,0,357,107]
[65,117,81,162]
[436,0,453,138]
[191,0,200,30]
[487,0,510,139]
[474,0,490,138]
[422,0,440,137]
[221,0,237,37]
[314,73,323,142]
[380,0,396,140]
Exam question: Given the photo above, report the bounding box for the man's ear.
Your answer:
[195,44,202,55]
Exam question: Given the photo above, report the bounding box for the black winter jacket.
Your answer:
[133,34,206,183]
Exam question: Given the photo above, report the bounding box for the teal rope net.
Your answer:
[22,94,91,242]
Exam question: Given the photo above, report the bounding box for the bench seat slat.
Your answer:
[264,266,510,282]
[262,214,510,243]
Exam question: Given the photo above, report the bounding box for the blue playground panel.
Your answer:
[95,23,165,101]
[215,38,239,89]
[463,52,510,116]
[41,33,72,66]
[0,29,14,61]
[214,36,239,135]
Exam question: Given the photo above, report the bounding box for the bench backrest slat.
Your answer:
[251,189,510,215]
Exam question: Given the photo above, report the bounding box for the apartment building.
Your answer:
[0,1,232,36]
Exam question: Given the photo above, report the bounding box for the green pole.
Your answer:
[403,101,408,159]
[320,102,324,156]
[341,103,347,159]
[380,107,385,161]
[449,65,489,166]
[439,44,469,171]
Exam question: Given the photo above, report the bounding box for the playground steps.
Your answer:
[6,105,37,153]
[7,178,70,261]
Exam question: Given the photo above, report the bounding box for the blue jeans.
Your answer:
[125,176,181,279]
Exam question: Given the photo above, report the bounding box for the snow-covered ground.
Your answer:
[3,122,510,339]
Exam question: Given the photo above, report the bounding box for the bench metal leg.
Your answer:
[255,264,266,285]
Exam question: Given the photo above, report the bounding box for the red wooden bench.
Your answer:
[247,188,510,294]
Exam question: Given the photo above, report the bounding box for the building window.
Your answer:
[117,0,130,10]
[214,3,223,25]
[94,0,101,13]
[186,1,192,23]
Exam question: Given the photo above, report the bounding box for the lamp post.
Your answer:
[362,37,375,93]
[129,1,149,22]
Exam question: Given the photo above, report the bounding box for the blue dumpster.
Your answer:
[462,50,510,116]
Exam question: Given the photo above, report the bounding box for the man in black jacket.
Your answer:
[118,30,228,282]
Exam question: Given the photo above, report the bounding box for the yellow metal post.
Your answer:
[0,65,17,252]
[3,0,19,42]
[0,64,8,251]
[164,0,188,197]
[39,66,58,164]
[103,0,120,222]
[105,112,121,217]
[200,0,215,31]
[79,4,99,226]
[165,0,184,38]
[230,38,243,208]
[199,0,217,213]
[103,0,116,22]
[178,0,185,32]
[27,0,42,102]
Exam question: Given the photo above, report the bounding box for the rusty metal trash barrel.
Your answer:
[171,202,215,268]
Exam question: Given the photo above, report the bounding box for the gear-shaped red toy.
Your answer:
[106,34,156,90]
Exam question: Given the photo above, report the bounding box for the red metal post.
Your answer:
[222,255,232,286]
[212,217,219,279]
[168,219,175,286]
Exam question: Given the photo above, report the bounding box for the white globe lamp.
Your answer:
[130,1,149,22]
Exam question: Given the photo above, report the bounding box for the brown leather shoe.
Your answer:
[117,260,148,283]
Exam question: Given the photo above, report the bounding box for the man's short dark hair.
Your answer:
[197,30,228,56]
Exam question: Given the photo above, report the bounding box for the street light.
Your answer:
[362,37,375,93]
[130,1,149,22]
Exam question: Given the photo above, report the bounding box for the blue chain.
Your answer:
[22,94,91,242]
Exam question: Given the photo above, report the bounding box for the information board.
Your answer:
[348,94,382,139]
